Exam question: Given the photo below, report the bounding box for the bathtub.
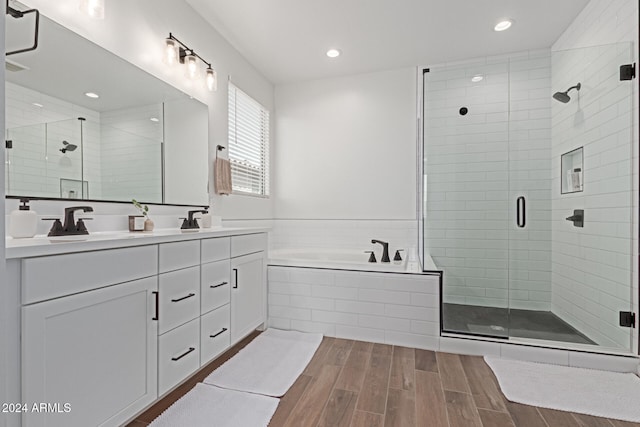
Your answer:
[266,249,442,348]
[268,248,423,272]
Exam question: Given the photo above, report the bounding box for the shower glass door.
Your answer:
[423,57,511,339]
[424,42,635,353]
[507,43,634,350]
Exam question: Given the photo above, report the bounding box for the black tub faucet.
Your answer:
[181,209,208,229]
[371,239,390,263]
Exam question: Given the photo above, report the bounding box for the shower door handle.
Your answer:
[516,196,526,228]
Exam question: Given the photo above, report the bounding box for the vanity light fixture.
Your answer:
[494,19,513,32]
[326,49,341,58]
[164,33,217,91]
[79,0,105,19]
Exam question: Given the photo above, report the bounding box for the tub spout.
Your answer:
[371,239,390,263]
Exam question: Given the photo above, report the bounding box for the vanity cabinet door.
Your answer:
[22,276,158,427]
[230,251,265,344]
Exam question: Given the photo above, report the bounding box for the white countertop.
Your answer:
[6,227,270,259]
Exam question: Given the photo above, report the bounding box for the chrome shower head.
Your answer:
[552,83,581,103]
[60,140,77,153]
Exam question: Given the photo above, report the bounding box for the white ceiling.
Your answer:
[187,0,590,85]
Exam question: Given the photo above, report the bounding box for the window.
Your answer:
[228,82,270,196]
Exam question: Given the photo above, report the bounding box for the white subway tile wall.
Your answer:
[100,105,163,202]
[549,0,639,351]
[5,82,101,199]
[267,266,440,348]
[5,82,162,203]
[269,219,418,256]
[424,50,553,311]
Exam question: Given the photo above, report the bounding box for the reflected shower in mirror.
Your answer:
[4,9,209,205]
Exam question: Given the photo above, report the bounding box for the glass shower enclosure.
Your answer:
[421,43,635,352]
[5,117,163,202]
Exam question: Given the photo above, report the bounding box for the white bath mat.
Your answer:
[148,383,278,427]
[485,356,640,423]
[204,328,323,397]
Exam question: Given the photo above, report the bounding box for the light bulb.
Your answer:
[185,53,199,79]
[326,49,341,58]
[79,0,104,19]
[164,38,178,66]
[494,19,513,32]
[206,68,217,92]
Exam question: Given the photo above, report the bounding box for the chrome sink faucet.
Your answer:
[371,239,390,263]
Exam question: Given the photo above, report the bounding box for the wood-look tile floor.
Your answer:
[127,333,640,427]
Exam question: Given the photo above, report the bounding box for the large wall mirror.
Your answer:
[4,9,209,206]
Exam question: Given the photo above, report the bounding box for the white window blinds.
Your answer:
[228,82,270,196]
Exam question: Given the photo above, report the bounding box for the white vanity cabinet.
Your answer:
[10,229,268,427]
[21,247,159,427]
[230,234,267,343]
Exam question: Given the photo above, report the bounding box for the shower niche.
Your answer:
[561,147,583,194]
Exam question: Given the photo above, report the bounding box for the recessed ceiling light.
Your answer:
[326,49,341,58]
[32,102,43,108]
[85,92,99,98]
[471,75,484,83]
[150,117,159,122]
[494,19,513,32]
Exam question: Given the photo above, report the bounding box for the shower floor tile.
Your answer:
[442,303,596,345]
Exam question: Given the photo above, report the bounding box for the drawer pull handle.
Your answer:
[152,291,159,321]
[171,347,196,362]
[171,293,196,303]
[233,268,238,289]
[210,281,228,289]
[210,327,228,338]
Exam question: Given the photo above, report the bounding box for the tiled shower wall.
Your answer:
[5,82,101,198]
[100,105,163,203]
[550,0,639,351]
[424,50,553,311]
[5,82,164,203]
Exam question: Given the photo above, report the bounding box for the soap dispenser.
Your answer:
[9,199,38,238]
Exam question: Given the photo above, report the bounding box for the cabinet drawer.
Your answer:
[200,304,230,366]
[201,237,230,264]
[159,240,200,273]
[22,245,158,304]
[201,260,230,314]
[158,317,200,396]
[158,266,200,334]
[231,233,267,258]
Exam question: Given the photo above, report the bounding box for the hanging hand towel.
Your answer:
[215,157,233,195]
